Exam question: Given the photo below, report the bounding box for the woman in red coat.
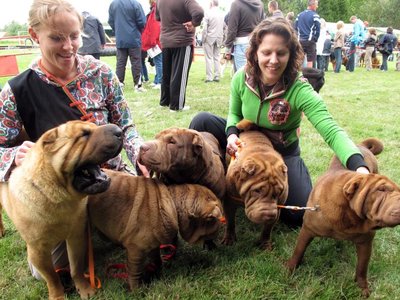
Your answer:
[142,0,162,89]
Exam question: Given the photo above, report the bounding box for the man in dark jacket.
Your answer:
[79,11,106,60]
[156,0,204,112]
[294,0,320,68]
[109,0,146,92]
[224,0,265,71]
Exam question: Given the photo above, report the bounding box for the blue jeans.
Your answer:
[334,47,342,73]
[153,53,163,84]
[347,42,356,72]
[233,43,248,71]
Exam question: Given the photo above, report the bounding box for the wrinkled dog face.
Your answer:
[237,155,288,224]
[178,186,224,244]
[138,128,203,172]
[39,121,123,194]
[345,174,400,228]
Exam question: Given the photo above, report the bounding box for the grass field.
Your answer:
[1,52,400,299]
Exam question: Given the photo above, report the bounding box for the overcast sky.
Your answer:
[0,0,233,28]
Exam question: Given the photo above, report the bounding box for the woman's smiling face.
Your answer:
[256,33,290,85]
[29,11,81,80]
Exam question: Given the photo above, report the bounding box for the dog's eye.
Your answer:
[81,129,91,137]
[251,189,262,197]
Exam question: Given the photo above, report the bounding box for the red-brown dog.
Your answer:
[286,138,400,297]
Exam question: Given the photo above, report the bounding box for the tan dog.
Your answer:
[0,121,123,300]
[138,128,226,200]
[88,170,223,290]
[286,138,400,297]
[224,120,288,250]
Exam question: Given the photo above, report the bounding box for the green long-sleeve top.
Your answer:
[226,69,365,170]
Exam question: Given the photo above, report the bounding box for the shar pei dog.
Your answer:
[0,121,123,300]
[88,169,223,290]
[138,127,226,200]
[224,119,288,250]
[286,138,400,297]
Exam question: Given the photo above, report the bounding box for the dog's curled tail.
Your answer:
[360,138,384,156]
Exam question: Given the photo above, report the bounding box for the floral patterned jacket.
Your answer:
[0,54,143,181]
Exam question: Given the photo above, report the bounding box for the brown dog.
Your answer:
[88,170,223,290]
[286,138,400,297]
[223,120,288,250]
[0,121,123,300]
[138,128,226,200]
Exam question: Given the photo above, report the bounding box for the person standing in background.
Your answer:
[156,0,204,112]
[224,0,265,71]
[108,0,146,92]
[78,11,106,60]
[268,1,284,19]
[363,27,377,71]
[333,20,345,73]
[294,0,320,68]
[379,26,398,72]
[202,0,225,83]
[347,15,365,72]
[141,0,163,89]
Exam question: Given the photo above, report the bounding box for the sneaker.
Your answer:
[213,78,220,82]
[204,79,213,83]
[135,85,147,92]
[169,109,177,113]
[152,84,161,90]
[149,82,157,87]
[181,105,190,111]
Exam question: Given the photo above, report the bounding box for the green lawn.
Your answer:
[1,52,400,299]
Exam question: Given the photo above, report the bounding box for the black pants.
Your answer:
[160,45,193,110]
[189,112,313,227]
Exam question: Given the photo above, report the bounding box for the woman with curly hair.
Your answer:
[189,18,369,227]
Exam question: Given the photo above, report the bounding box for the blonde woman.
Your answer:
[364,27,377,71]
[333,20,345,73]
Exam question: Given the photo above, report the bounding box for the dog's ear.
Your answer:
[40,127,58,145]
[192,133,204,156]
[240,158,258,180]
[343,174,370,218]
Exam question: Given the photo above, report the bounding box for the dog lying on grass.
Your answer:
[88,170,223,290]
[286,138,400,297]
[0,121,123,300]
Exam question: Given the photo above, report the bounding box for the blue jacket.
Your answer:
[350,19,365,45]
[108,0,146,48]
[294,9,320,42]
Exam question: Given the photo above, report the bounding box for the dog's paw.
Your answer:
[258,240,273,251]
[285,258,298,274]
[220,232,237,246]
[75,281,96,299]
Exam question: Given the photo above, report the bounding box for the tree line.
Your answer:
[1,0,399,36]
[275,0,400,29]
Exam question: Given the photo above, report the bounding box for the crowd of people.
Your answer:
[0,0,399,292]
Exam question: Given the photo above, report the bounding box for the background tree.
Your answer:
[2,21,28,36]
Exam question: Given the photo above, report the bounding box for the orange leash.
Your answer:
[85,223,101,289]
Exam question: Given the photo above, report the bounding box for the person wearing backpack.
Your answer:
[379,27,398,72]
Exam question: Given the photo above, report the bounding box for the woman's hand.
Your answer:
[226,134,240,157]
[356,166,370,174]
[15,141,35,166]
[137,160,150,178]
